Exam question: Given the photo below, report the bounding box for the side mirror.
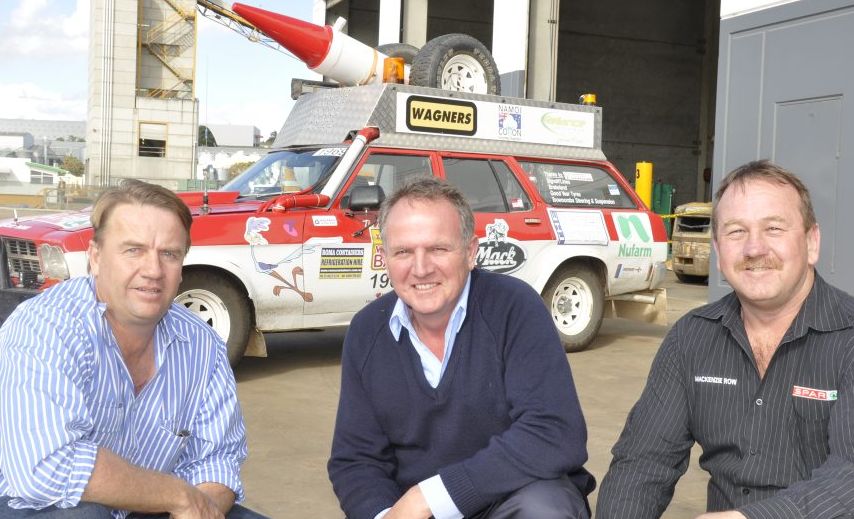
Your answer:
[348,185,385,211]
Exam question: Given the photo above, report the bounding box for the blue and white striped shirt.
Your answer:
[0,276,247,518]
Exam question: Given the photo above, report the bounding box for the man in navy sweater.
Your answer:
[328,177,594,519]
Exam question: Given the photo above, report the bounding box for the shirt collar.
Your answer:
[88,275,189,357]
[694,272,854,335]
[389,273,472,341]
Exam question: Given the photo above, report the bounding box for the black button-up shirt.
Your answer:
[597,274,854,518]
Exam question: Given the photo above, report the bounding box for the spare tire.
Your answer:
[409,34,501,95]
[377,42,420,64]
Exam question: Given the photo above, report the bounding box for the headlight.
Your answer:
[38,244,70,280]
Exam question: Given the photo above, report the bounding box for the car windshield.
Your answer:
[221,146,347,197]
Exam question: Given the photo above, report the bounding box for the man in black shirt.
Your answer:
[597,160,854,518]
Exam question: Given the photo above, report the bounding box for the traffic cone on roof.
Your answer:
[232,2,393,86]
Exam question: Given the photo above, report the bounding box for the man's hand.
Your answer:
[170,481,225,519]
[696,512,747,519]
[384,486,432,519]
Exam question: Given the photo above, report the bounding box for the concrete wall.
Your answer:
[88,0,198,190]
[556,0,716,207]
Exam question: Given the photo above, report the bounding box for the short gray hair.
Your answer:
[378,177,474,246]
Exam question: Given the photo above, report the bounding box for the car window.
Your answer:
[519,161,636,209]
[342,153,432,206]
[442,158,531,213]
[222,147,345,197]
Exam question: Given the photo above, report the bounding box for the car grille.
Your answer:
[676,216,711,234]
[3,238,42,289]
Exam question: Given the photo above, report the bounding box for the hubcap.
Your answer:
[175,288,231,341]
[441,54,488,94]
[550,277,593,336]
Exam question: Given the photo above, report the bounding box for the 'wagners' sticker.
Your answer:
[792,385,837,401]
[405,95,477,136]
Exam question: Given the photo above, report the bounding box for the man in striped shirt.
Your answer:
[597,161,854,518]
[0,180,264,518]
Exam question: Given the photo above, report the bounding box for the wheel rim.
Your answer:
[175,288,231,341]
[441,54,488,94]
[549,277,593,336]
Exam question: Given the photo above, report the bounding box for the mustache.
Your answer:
[737,257,780,270]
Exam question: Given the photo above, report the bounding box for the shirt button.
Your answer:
[742,488,751,495]
[755,398,763,406]
[749,448,757,455]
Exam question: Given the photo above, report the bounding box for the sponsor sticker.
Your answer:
[312,215,338,227]
[792,385,837,401]
[614,213,654,258]
[476,219,527,274]
[614,263,644,279]
[405,95,477,136]
[0,222,30,229]
[498,104,522,139]
[370,228,385,271]
[319,247,364,279]
[608,184,621,196]
[548,209,609,245]
[313,147,347,156]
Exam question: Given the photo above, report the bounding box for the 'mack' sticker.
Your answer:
[792,385,838,401]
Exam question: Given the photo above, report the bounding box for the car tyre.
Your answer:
[409,34,501,95]
[377,42,420,64]
[542,264,604,353]
[176,271,252,367]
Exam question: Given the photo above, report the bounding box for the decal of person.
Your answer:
[244,216,315,302]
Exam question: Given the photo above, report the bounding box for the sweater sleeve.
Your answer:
[328,319,402,519]
[437,279,593,516]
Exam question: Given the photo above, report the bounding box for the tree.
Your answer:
[262,130,277,147]
[228,161,255,179]
[198,125,217,147]
[61,155,85,176]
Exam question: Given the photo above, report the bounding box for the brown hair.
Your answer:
[91,179,193,250]
[712,160,816,236]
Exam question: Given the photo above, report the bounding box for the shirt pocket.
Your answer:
[143,423,190,473]
[790,397,833,473]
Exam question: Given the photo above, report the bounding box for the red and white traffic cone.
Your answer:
[232,3,397,86]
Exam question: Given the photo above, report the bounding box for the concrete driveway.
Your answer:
[234,272,711,518]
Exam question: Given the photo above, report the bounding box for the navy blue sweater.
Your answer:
[328,269,594,518]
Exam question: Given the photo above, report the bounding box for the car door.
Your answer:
[301,149,434,323]
[438,154,546,285]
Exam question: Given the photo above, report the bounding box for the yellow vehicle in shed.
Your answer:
[671,202,712,283]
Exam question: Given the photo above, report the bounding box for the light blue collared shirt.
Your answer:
[0,276,247,518]
[381,273,472,519]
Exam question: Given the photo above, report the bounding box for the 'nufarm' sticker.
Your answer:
[613,212,653,258]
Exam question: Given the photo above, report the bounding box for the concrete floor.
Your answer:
[234,272,712,518]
